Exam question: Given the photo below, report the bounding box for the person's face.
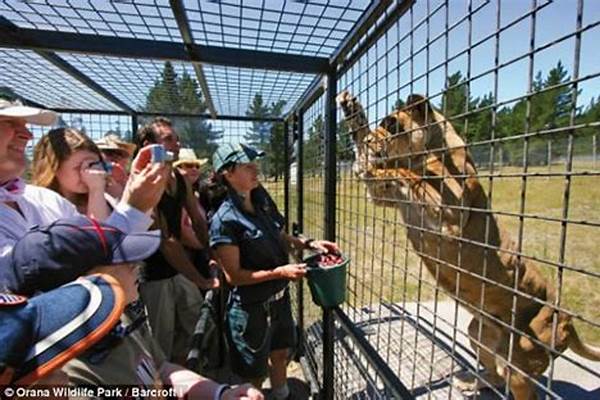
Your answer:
[55,150,101,195]
[0,117,33,181]
[224,162,260,192]
[177,163,200,185]
[89,263,140,305]
[101,149,129,170]
[153,124,180,158]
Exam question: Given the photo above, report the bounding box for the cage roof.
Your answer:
[0,0,399,119]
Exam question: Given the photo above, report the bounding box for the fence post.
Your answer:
[130,113,138,144]
[547,139,552,173]
[295,112,306,359]
[322,69,337,400]
[283,119,290,232]
[594,133,597,170]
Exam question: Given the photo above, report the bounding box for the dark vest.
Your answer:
[142,172,187,281]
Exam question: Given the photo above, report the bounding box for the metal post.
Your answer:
[295,112,306,360]
[283,119,290,232]
[131,113,138,144]
[593,133,597,170]
[548,139,552,173]
[321,69,337,400]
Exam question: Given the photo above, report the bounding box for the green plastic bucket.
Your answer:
[305,254,349,308]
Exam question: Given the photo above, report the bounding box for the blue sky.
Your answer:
[339,0,600,126]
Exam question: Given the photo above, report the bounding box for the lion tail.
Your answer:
[568,325,600,361]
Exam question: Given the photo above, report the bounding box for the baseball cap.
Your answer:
[212,143,265,172]
[0,273,125,385]
[0,99,57,126]
[1,215,161,296]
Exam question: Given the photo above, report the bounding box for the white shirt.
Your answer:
[0,184,153,263]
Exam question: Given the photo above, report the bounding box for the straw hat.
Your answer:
[173,148,209,168]
[95,132,136,158]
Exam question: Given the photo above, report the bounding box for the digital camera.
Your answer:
[149,144,174,163]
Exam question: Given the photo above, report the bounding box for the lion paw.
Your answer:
[336,90,356,116]
[452,370,504,393]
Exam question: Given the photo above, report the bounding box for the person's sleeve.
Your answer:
[0,241,16,289]
[209,213,238,248]
[45,186,79,218]
[105,202,153,233]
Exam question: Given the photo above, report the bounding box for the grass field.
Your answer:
[265,162,600,344]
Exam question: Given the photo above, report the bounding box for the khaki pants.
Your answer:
[140,274,202,363]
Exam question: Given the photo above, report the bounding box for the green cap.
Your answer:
[212,143,265,172]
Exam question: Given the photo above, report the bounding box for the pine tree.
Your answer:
[337,119,354,162]
[264,100,288,180]
[244,94,272,150]
[144,62,221,158]
[304,115,324,174]
[145,61,182,114]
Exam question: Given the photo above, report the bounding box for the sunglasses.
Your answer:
[179,163,200,169]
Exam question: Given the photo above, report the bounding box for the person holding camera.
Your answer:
[136,117,218,364]
[0,99,168,267]
[209,143,338,399]
[32,128,112,219]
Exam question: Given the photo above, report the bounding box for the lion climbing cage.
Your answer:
[287,1,600,399]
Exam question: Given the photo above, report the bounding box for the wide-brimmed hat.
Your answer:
[0,99,57,126]
[95,132,136,158]
[212,143,265,172]
[173,148,209,169]
[0,273,125,385]
[2,215,161,296]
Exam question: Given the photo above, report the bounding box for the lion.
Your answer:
[336,91,600,400]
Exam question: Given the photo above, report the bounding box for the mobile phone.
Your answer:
[89,160,112,173]
[149,144,174,163]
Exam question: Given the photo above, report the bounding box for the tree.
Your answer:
[304,115,324,173]
[145,62,221,158]
[496,61,577,165]
[145,61,182,114]
[337,119,354,162]
[244,94,272,150]
[263,100,288,181]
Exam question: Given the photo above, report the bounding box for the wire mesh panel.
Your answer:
[183,0,370,57]
[0,48,123,111]
[203,65,316,116]
[1,0,182,41]
[292,95,328,392]
[311,0,600,399]
[25,112,132,160]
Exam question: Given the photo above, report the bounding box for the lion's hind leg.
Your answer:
[453,317,506,393]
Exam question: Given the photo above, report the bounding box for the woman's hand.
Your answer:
[307,239,340,255]
[81,162,107,193]
[222,383,264,400]
[276,263,307,281]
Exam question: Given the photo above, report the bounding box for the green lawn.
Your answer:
[264,162,600,344]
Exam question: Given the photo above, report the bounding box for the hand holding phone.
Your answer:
[131,144,174,173]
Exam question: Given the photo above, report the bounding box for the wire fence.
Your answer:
[287,1,600,399]
[15,1,600,398]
